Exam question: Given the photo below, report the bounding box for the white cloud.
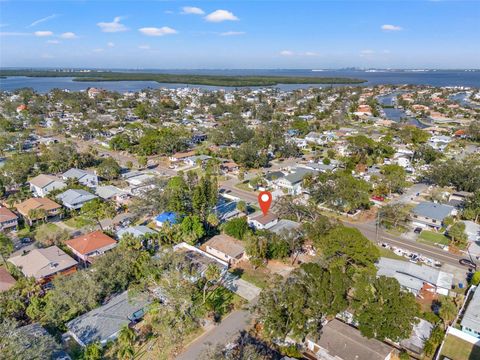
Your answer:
[28,14,58,28]
[47,39,60,44]
[0,32,30,36]
[34,30,53,37]
[93,48,104,53]
[360,49,376,58]
[304,51,319,57]
[280,50,294,56]
[381,24,402,31]
[138,44,151,50]
[60,32,77,39]
[139,26,177,36]
[97,17,128,33]
[182,6,205,15]
[220,31,245,36]
[205,10,238,22]
[107,42,115,47]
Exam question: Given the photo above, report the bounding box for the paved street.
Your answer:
[176,305,255,360]
[219,183,259,204]
[346,220,466,269]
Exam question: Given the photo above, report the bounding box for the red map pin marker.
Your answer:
[258,191,272,216]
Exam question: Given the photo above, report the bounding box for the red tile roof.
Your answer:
[0,207,18,223]
[66,231,116,255]
[0,267,16,292]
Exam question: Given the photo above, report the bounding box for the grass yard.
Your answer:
[230,266,271,289]
[234,181,255,192]
[418,230,450,246]
[64,216,96,229]
[377,246,408,261]
[441,334,480,360]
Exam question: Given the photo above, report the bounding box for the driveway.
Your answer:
[391,183,429,204]
[223,273,261,301]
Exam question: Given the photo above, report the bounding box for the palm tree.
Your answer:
[117,325,136,359]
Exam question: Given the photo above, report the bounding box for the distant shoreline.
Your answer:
[0,70,366,87]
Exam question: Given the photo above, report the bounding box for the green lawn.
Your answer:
[377,246,407,261]
[234,181,255,192]
[64,216,96,229]
[230,268,270,289]
[418,230,450,246]
[441,334,480,360]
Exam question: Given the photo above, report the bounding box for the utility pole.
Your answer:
[375,209,380,244]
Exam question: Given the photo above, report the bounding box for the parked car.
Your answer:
[459,258,477,269]
[414,227,423,234]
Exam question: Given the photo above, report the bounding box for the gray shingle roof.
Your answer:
[311,319,393,360]
[461,287,480,332]
[376,257,453,293]
[62,168,93,180]
[56,189,97,206]
[66,291,150,346]
[117,226,157,239]
[412,202,455,222]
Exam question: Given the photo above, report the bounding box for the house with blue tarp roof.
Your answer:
[155,212,180,227]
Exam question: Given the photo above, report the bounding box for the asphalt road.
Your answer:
[176,306,254,360]
[347,220,466,269]
[219,183,259,204]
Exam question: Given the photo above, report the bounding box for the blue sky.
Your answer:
[1,1,479,69]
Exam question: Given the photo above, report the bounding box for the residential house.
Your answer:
[0,207,18,231]
[65,231,117,263]
[122,170,156,195]
[185,154,212,167]
[56,189,97,210]
[269,219,301,236]
[155,212,180,227]
[400,318,434,356]
[29,174,66,197]
[169,150,196,163]
[448,191,473,208]
[173,242,228,279]
[429,135,452,151]
[274,168,316,195]
[248,212,279,230]
[117,225,157,239]
[0,266,16,292]
[8,246,78,284]
[66,291,150,347]
[465,221,480,258]
[264,171,285,188]
[220,161,239,174]
[62,168,98,187]
[376,257,453,296]
[16,197,61,225]
[95,185,130,205]
[460,286,480,338]
[411,202,456,229]
[204,234,245,265]
[306,319,394,360]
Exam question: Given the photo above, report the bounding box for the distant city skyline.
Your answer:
[1,1,479,69]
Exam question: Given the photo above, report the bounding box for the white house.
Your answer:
[29,174,66,197]
[247,212,279,230]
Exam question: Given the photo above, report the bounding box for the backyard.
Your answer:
[440,334,480,360]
